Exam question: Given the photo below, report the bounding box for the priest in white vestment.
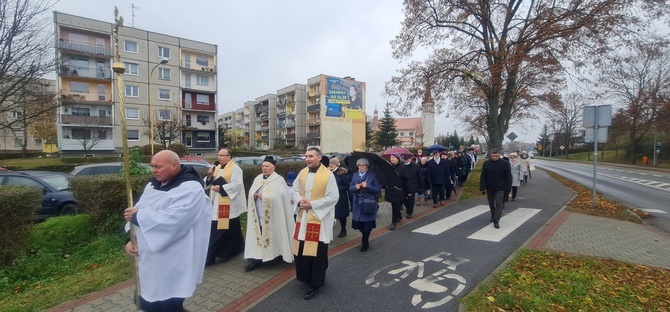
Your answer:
[124,150,210,311]
[243,156,295,271]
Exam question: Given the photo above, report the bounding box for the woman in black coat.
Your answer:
[386,154,407,230]
[329,157,350,238]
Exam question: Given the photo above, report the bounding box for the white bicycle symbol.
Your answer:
[365,252,470,309]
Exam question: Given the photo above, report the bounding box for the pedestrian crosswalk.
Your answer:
[413,205,541,242]
[599,172,670,192]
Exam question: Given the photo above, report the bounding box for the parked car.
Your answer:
[278,156,305,163]
[70,162,151,176]
[232,156,264,166]
[0,171,78,217]
[180,161,212,169]
[180,156,212,165]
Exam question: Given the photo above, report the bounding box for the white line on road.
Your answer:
[643,209,667,214]
[598,172,670,192]
[467,208,541,242]
[413,205,489,235]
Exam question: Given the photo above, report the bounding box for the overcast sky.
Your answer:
[50,0,542,144]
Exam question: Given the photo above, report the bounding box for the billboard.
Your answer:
[325,77,364,119]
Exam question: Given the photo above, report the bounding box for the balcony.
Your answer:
[286,133,295,140]
[58,40,112,57]
[60,64,112,80]
[61,115,113,126]
[285,121,295,128]
[307,132,320,139]
[307,104,320,112]
[277,122,285,128]
[307,118,320,126]
[262,135,269,140]
[308,90,319,98]
[277,111,286,118]
[180,60,216,73]
[60,90,112,104]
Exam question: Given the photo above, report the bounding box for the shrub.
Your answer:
[168,143,188,157]
[68,175,152,234]
[27,215,94,256]
[140,144,165,155]
[0,186,40,266]
[238,161,305,195]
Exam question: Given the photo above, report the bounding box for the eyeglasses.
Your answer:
[218,154,230,157]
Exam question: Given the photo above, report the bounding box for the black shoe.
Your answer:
[389,223,396,230]
[494,221,500,229]
[511,198,515,201]
[360,243,369,252]
[406,213,413,219]
[304,287,319,300]
[244,260,262,272]
[337,230,347,238]
[490,217,494,222]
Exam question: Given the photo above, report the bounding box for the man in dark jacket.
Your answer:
[396,154,420,218]
[479,148,512,229]
[427,151,451,208]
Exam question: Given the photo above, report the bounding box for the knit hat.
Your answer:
[285,171,297,183]
[390,153,402,161]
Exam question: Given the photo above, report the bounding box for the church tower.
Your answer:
[421,78,435,146]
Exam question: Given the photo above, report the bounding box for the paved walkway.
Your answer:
[49,183,670,312]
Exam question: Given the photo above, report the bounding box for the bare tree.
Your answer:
[597,40,670,163]
[142,107,184,148]
[385,0,668,150]
[546,92,586,159]
[413,119,425,148]
[74,128,101,155]
[0,1,56,132]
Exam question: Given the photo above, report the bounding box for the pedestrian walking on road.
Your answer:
[123,150,211,312]
[329,157,350,238]
[291,147,339,300]
[396,154,420,219]
[427,151,451,208]
[479,148,512,229]
[417,157,430,205]
[387,154,407,230]
[508,153,524,201]
[349,157,382,251]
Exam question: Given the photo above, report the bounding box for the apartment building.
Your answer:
[276,84,307,149]
[53,12,217,156]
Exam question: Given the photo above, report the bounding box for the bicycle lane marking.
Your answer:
[468,208,541,242]
[412,205,489,235]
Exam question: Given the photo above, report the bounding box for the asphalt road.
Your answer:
[533,159,670,232]
[250,169,573,311]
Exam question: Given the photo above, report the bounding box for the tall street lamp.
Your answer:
[149,59,168,155]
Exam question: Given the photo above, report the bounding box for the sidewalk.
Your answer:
[49,181,670,312]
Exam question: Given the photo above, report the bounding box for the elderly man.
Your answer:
[205,148,246,265]
[291,147,339,300]
[244,156,295,271]
[123,150,210,312]
[427,151,451,208]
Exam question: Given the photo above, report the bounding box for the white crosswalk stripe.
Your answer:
[413,205,541,242]
[598,172,670,192]
[468,208,540,242]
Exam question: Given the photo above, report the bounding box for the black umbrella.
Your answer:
[426,144,447,154]
[347,152,403,189]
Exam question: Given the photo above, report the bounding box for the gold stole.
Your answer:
[292,165,329,257]
[212,162,236,229]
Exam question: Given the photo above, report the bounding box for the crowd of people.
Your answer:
[122,146,532,310]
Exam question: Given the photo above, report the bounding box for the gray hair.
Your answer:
[356,158,369,166]
[330,157,340,166]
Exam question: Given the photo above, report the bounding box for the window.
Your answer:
[11,111,22,119]
[70,81,90,93]
[158,89,171,100]
[72,129,91,139]
[184,93,192,108]
[196,115,209,125]
[409,131,414,137]
[34,138,42,145]
[127,130,139,141]
[125,62,139,75]
[196,75,208,86]
[71,107,90,116]
[126,107,139,120]
[399,131,405,137]
[185,74,191,88]
[13,138,22,147]
[196,56,208,66]
[196,132,210,142]
[196,94,209,105]
[124,40,138,53]
[125,85,139,98]
[68,57,88,70]
[159,109,171,121]
[158,68,170,80]
[158,46,170,59]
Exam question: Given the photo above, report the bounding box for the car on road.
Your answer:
[70,162,151,176]
[232,156,264,166]
[180,156,212,165]
[0,171,78,218]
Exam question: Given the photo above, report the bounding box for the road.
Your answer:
[533,159,670,232]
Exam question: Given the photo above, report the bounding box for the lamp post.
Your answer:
[149,59,168,155]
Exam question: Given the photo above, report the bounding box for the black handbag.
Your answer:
[360,198,378,214]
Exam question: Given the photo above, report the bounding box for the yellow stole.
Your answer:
[212,161,236,229]
[292,165,329,257]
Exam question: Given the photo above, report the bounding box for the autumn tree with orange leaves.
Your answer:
[386,0,669,150]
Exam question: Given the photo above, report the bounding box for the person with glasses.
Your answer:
[204,148,246,266]
[349,157,382,251]
[479,148,512,229]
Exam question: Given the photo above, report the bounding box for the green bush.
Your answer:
[27,215,94,257]
[140,144,165,155]
[68,175,152,234]
[238,161,305,195]
[168,143,188,157]
[0,186,41,266]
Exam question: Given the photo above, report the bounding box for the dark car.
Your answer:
[70,162,151,176]
[0,171,78,218]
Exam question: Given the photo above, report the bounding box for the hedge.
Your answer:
[0,186,41,266]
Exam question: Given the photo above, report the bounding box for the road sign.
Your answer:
[583,105,612,127]
[656,142,663,149]
[559,145,565,150]
[507,132,517,141]
[584,128,608,143]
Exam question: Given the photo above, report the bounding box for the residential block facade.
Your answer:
[54,12,217,156]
